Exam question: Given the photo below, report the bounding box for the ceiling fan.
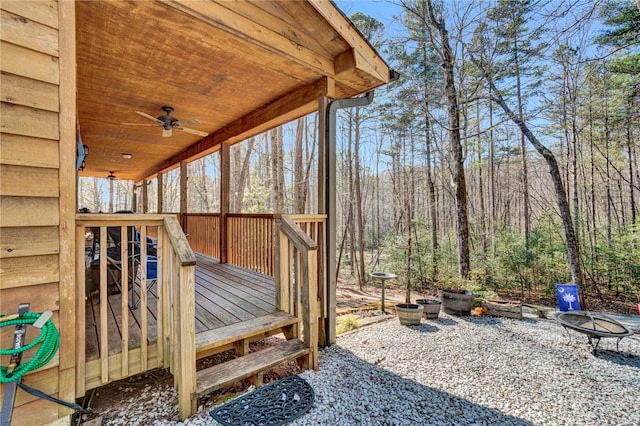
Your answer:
[124,106,208,138]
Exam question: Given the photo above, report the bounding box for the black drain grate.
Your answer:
[209,375,315,426]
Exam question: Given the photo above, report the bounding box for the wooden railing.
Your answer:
[226,213,275,275]
[183,213,325,282]
[184,213,221,259]
[275,216,320,369]
[75,214,196,419]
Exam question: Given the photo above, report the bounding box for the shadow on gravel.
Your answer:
[412,323,439,333]
[431,317,457,326]
[593,349,640,368]
[309,346,534,425]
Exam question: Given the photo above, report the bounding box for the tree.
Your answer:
[421,0,471,279]
[342,12,386,288]
[487,0,547,246]
[469,53,586,295]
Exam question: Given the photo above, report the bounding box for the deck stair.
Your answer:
[193,338,311,399]
[193,310,312,399]
[195,310,300,358]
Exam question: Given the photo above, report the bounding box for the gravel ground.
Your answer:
[93,314,640,426]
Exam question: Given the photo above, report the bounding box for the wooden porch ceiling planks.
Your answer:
[84,254,277,360]
[139,78,333,179]
[75,0,390,182]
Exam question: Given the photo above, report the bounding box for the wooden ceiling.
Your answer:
[76,0,390,182]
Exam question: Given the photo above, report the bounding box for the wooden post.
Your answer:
[58,0,77,414]
[180,161,188,230]
[157,172,164,213]
[220,142,231,263]
[303,249,319,369]
[142,179,149,213]
[317,95,335,346]
[74,226,86,398]
[177,264,196,420]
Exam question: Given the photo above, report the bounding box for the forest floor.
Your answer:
[78,276,639,424]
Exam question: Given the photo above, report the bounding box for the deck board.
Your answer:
[84,253,277,361]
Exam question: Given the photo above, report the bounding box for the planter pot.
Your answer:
[438,290,474,316]
[395,303,423,326]
[416,299,441,319]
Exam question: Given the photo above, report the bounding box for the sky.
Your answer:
[335,0,403,26]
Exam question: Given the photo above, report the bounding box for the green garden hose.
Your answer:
[0,312,59,384]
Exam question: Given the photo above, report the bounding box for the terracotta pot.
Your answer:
[416,299,441,319]
[438,290,474,316]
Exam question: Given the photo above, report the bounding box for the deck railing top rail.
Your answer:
[278,216,318,251]
[163,216,196,266]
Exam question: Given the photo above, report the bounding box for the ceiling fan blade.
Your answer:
[162,128,172,138]
[136,111,163,123]
[123,122,162,127]
[174,119,200,126]
[176,127,208,137]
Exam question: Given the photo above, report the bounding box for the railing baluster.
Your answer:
[99,226,109,384]
[140,225,148,372]
[121,225,129,378]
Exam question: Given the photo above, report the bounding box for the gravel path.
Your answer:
[96,314,640,426]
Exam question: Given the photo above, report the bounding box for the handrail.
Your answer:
[275,215,319,370]
[75,213,196,420]
[278,216,317,251]
[163,216,196,266]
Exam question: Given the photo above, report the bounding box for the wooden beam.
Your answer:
[317,95,336,345]
[307,0,389,83]
[142,179,148,213]
[219,142,230,264]
[139,78,330,180]
[162,0,335,76]
[180,161,187,230]
[157,172,163,213]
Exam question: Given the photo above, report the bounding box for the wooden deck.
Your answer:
[85,253,278,361]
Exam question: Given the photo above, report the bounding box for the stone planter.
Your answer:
[395,303,423,325]
[416,299,441,319]
[438,290,474,316]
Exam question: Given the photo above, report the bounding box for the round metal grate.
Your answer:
[209,375,315,426]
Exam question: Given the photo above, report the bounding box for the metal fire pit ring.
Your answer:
[554,311,634,351]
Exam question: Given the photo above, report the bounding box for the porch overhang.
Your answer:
[76,0,390,182]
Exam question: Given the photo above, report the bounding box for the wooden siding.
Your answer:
[0,0,76,423]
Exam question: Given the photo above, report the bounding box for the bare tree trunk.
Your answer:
[354,107,366,289]
[489,86,497,254]
[271,128,285,213]
[605,87,612,248]
[588,88,597,262]
[425,108,439,282]
[514,40,531,245]
[109,178,114,213]
[293,118,306,214]
[476,101,488,254]
[235,138,255,212]
[425,0,470,279]
[626,101,637,224]
[472,55,585,295]
[91,177,101,212]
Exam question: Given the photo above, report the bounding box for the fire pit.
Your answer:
[554,311,634,351]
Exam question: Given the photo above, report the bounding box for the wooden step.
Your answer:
[194,338,311,399]
[195,311,299,355]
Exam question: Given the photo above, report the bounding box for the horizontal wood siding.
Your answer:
[0,1,68,424]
